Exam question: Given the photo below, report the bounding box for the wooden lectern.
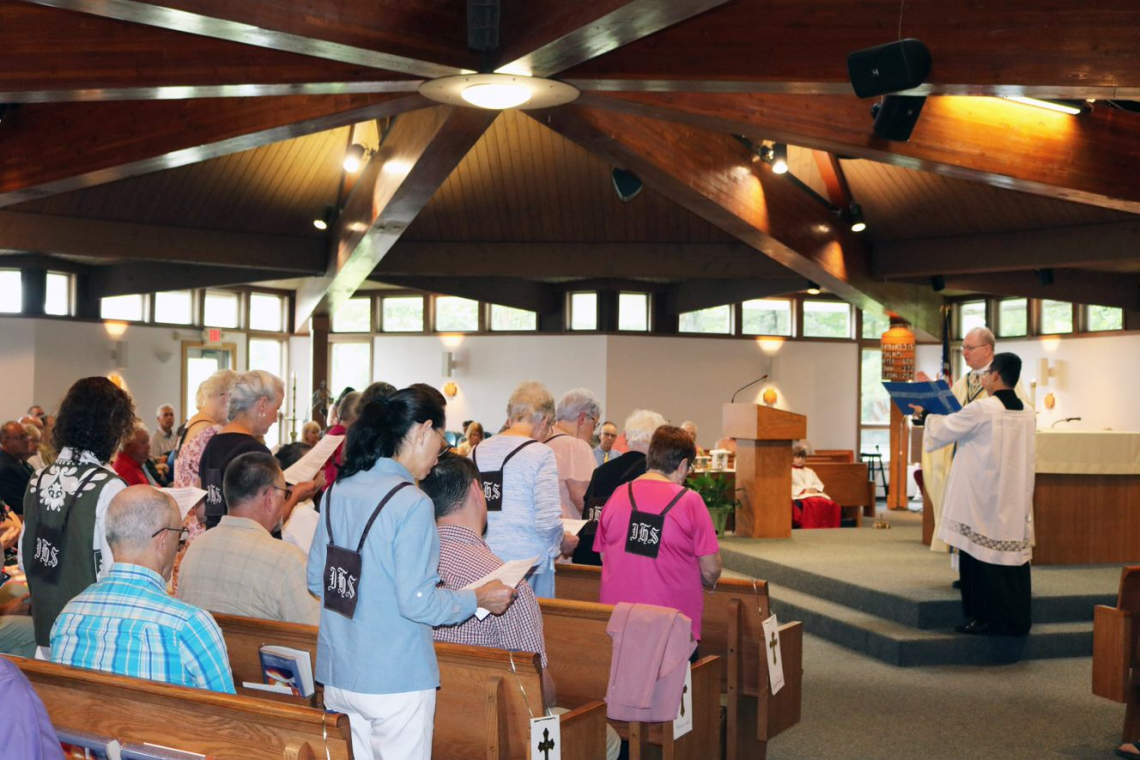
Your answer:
[723,403,807,538]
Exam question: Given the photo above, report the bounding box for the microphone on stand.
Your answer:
[1051,417,1081,428]
[730,375,770,403]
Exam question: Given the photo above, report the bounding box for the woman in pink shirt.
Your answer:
[593,425,723,645]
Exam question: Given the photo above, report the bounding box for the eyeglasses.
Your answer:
[151,526,190,546]
[961,344,985,352]
[435,429,451,456]
[269,485,294,501]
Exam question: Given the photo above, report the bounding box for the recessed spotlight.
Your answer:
[806,281,822,295]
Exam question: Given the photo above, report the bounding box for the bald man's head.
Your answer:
[963,327,996,371]
[105,485,179,556]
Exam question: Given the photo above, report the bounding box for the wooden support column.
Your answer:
[309,314,330,424]
[888,405,910,510]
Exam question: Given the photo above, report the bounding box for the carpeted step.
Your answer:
[770,584,1092,667]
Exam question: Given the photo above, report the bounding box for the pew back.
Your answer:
[213,613,606,760]
[1093,566,1140,703]
[806,461,875,520]
[6,655,353,760]
[807,450,855,464]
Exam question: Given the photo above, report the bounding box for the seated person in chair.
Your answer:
[792,446,841,529]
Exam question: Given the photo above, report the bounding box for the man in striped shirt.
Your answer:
[421,454,553,706]
[51,485,234,694]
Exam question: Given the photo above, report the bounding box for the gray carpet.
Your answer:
[770,632,1121,760]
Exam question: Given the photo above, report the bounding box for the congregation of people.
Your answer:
[0,369,730,760]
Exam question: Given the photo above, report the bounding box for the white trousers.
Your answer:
[323,686,436,760]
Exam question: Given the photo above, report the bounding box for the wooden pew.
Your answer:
[1092,566,1140,741]
[807,449,855,464]
[4,654,354,759]
[538,597,723,760]
[214,613,606,760]
[555,564,803,760]
[806,461,876,523]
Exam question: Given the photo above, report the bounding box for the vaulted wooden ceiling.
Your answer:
[1,0,1138,336]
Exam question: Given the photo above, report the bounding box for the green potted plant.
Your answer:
[688,472,739,536]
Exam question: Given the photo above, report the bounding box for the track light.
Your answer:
[847,202,867,232]
[1002,97,1083,116]
[313,205,336,231]
[806,281,822,295]
[343,143,369,173]
[760,143,788,174]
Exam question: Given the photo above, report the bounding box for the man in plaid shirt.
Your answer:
[421,454,554,709]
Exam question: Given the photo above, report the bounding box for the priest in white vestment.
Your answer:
[917,327,1033,553]
[913,352,1035,636]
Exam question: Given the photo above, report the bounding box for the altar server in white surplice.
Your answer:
[912,352,1035,637]
[916,327,1032,553]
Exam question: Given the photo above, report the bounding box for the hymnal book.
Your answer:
[882,380,963,417]
[255,645,315,698]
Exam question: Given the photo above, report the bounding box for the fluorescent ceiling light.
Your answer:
[1002,96,1082,116]
[462,83,532,110]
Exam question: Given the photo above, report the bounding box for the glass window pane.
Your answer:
[332,297,372,333]
[490,304,536,331]
[435,296,479,332]
[997,299,1027,337]
[249,339,284,448]
[100,294,143,321]
[861,348,891,425]
[679,305,731,334]
[249,293,284,332]
[1041,300,1073,334]
[44,272,70,316]
[569,292,597,331]
[330,342,371,398]
[154,291,193,325]
[203,291,239,328]
[861,310,890,340]
[803,300,851,338]
[958,300,987,338]
[1087,305,1123,332]
[0,270,22,313]
[742,299,792,336]
[381,296,424,332]
[860,428,891,462]
[618,293,649,331]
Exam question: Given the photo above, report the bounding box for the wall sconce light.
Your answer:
[1043,393,1056,410]
[442,351,458,377]
[443,381,459,398]
[762,387,778,406]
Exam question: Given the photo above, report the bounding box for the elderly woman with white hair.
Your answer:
[573,409,667,565]
[198,370,320,530]
[546,387,602,519]
[174,369,237,489]
[477,381,577,598]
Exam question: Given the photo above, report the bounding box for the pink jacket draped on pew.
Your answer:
[604,602,696,722]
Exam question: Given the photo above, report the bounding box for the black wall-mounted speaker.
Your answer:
[612,168,643,203]
[847,38,932,99]
[872,95,927,142]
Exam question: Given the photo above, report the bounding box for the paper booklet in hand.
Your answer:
[282,434,345,484]
[462,556,538,621]
[882,380,962,417]
[243,645,315,698]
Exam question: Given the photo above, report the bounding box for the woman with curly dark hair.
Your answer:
[21,376,135,657]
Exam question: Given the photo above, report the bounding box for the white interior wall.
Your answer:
[914,334,1140,431]
[604,336,858,451]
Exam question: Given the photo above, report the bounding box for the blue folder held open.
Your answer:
[882,380,962,416]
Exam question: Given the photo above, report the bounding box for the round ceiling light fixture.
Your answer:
[419,74,580,111]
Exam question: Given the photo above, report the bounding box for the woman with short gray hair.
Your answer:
[174,369,237,489]
[478,381,576,598]
[198,371,319,530]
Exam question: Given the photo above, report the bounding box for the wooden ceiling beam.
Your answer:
[370,276,557,314]
[874,222,1140,279]
[812,151,852,209]
[0,0,419,103]
[88,262,286,298]
[377,242,795,279]
[294,106,498,331]
[0,210,325,272]
[527,104,942,336]
[938,271,1140,310]
[495,0,734,79]
[0,93,430,207]
[583,92,1140,214]
[663,277,808,315]
[561,0,1140,98]
[19,0,474,78]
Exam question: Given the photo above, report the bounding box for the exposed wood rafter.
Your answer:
[294,106,499,331]
[0,211,324,272]
[88,263,286,298]
[528,104,942,335]
[663,277,808,315]
[938,271,1140,310]
[580,92,1140,215]
[371,276,557,314]
[0,93,432,207]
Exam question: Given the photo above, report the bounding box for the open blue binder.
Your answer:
[882,380,962,416]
